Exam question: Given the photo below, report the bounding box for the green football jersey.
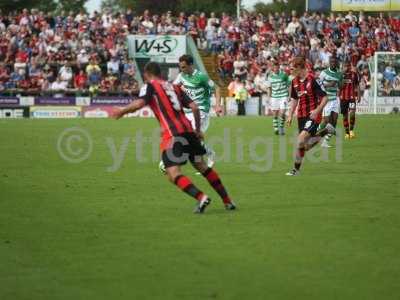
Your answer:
[174,69,214,113]
[266,71,289,99]
[319,68,343,101]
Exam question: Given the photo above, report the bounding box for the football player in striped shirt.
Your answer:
[286,57,335,176]
[112,62,236,213]
[266,60,290,135]
[318,57,343,148]
[340,61,360,139]
[172,55,223,171]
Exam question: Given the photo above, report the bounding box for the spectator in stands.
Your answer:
[121,79,139,95]
[218,50,234,81]
[88,69,101,95]
[0,63,9,86]
[99,72,118,93]
[74,69,87,91]
[285,16,302,35]
[50,75,67,93]
[59,62,73,87]
[1,7,400,99]
[197,12,207,47]
[357,55,369,73]
[233,53,247,81]
[349,20,360,41]
[86,58,101,76]
[383,63,397,84]
[7,69,24,89]
[107,55,120,77]
[29,76,41,93]
[77,49,90,67]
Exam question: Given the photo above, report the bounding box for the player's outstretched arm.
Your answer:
[112,99,146,120]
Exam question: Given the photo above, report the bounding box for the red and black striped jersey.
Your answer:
[291,75,327,118]
[340,71,359,101]
[140,79,194,141]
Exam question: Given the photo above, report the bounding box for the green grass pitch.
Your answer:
[1,115,399,300]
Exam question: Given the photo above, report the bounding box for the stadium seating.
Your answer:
[0,9,398,96]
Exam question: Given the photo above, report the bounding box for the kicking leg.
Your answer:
[326,111,338,142]
[320,116,330,148]
[191,157,236,210]
[305,123,336,149]
[166,165,210,213]
[322,111,338,147]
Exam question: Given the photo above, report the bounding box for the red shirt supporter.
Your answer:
[197,15,207,30]
[0,66,9,84]
[18,78,31,89]
[74,71,87,89]
[375,25,387,38]
[221,15,231,29]
[260,22,272,35]
[389,17,400,33]
[16,50,29,63]
[0,9,399,96]
[365,44,375,58]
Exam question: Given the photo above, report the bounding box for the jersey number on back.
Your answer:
[163,83,181,111]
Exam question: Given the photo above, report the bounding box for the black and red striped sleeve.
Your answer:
[173,84,193,109]
[139,83,155,105]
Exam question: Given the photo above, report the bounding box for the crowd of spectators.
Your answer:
[0,7,399,97]
[211,10,399,98]
[0,8,140,96]
[377,55,400,96]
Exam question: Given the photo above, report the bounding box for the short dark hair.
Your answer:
[292,57,306,69]
[179,54,194,65]
[144,62,161,77]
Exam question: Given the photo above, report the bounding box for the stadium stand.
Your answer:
[0,8,398,97]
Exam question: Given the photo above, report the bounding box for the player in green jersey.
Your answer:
[266,61,290,135]
[318,57,343,148]
[159,55,222,174]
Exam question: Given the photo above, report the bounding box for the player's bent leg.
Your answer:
[286,131,310,176]
[324,111,338,146]
[343,113,350,138]
[166,165,211,214]
[341,101,350,137]
[163,138,211,213]
[330,111,339,127]
[190,112,215,171]
[278,109,286,135]
[349,105,356,138]
[191,157,236,210]
[304,123,335,150]
[272,110,279,135]
[321,99,338,148]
